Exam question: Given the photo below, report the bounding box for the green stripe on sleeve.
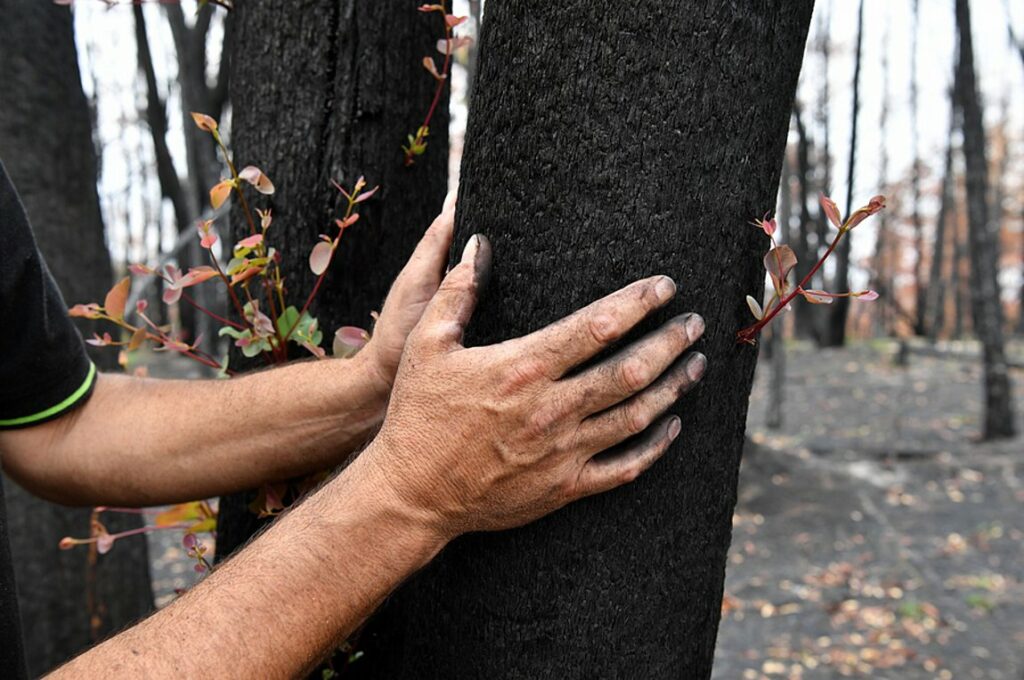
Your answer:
[0,362,97,427]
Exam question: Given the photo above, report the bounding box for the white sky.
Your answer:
[73,0,1022,289]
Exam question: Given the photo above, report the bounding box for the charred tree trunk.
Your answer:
[165,3,231,216]
[954,0,1016,439]
[925,94,958,342]
[216,0,449,563]
[910,0,927,336]
[354,2,814,677]
[792,104,820,342]
[822,0,863,347]
[0,4,153,674]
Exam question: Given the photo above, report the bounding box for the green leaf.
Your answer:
[218,325,244,340]
[276,306,300,338]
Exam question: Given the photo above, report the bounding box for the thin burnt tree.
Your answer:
[954,0,1016,439]
[0,3,153,674]
[354,2,815,677]
[823,0,864,347]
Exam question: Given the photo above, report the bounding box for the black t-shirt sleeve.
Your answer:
[0,161,95,429]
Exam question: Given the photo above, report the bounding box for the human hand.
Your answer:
[360,197,456,396]
[361,233,707,539]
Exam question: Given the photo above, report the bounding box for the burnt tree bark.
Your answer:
[216,0,449,559]
[354,2,814,678]
[0,4,153,675]
[822,0,863,347]
[954,0,1016,439]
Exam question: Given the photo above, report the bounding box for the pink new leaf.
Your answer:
[856,290,880,301]
[763,244,797,296]
[353,185,379,203]
[190,112,218,133]
[104,277,131,320]
[238,166,275,195]
[68,303,102,319]
[820,194,842,229]
[236,233,264,249]
[333,326,370,359]
[210,179,234,209]
[800,289,835,305]
[309,241,334,276]
[422,56,445,80]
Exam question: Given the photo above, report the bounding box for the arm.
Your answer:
[0,205,457,507]
[52,232,707,677]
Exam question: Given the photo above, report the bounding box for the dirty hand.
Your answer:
[360,232,707,539]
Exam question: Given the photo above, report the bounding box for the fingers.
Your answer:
[560,313,705,417]
[415,234,493,349]
[519,276,677,378]
[389,204,456,300]
[577,352,706,454]
[575,415,681,498]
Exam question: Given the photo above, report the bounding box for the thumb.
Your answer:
[417,234,492,349]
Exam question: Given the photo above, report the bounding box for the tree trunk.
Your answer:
[216,0,449,561]
[0,4,153,674]
[791,104,821,342]
[165,3,231,217]
[954,0,1016,439]
[822,0,863,347]
[354,3,815,677]
[910,0,927,336]
[871,22,892,338]
[925,95,957,342]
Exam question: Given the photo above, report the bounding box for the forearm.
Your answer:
[51,451,445,678]
[2,353,388,505]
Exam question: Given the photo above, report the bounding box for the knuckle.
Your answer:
[439,263,473,293]
[502,358,548,393]
[617,356,650,393]
[527,403,562,438]
[621,403,651,436]
[557,475,578,500]
[586,312,618,346]
[619,458,645,485]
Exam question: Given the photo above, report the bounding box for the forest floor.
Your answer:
[141,340,1024,678]
[713,340,1024,680]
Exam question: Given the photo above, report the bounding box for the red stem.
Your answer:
[739,227,846,341]
[180,290,243,329]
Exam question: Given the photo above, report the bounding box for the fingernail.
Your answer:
[461,234,480,264]
[443,190,458,213]
[685,313,705,340]
[654,276,676,302]
[667,417,682,440]
[685,352,707,381]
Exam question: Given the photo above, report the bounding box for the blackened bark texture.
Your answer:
[0,4,153,674]
[822,0,863,347]
[355,2,814,678]
[215,0,449,558]
[954,0,1016,439]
